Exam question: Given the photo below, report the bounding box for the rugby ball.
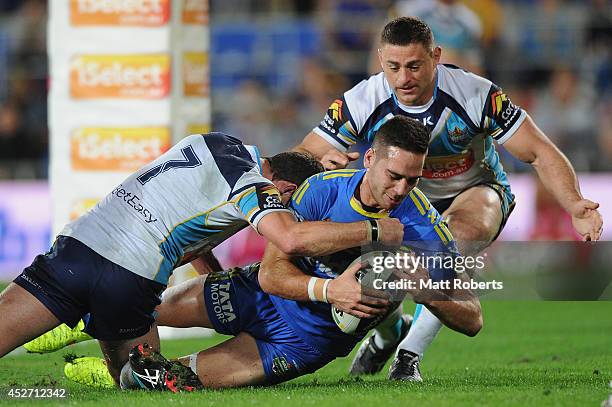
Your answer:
[331,251,407,335]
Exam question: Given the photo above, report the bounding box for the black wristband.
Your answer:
[369,219,379,242]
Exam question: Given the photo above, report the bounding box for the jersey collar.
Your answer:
[349,170,389,219]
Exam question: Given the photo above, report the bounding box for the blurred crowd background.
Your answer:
[0,0,610,180]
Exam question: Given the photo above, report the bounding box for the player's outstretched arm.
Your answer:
[503,115,603,241]
[258,242,390,318]
[257,211,404,257]
[293,132,359,170]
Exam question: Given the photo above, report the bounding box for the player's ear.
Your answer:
[275,180,298,205]
[283,182,297,196]
[364,148,375,169]
[432,46,441,64]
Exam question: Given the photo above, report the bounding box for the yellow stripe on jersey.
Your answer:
[409,191,426,216]
[339,133,357,146]
[158,200,232,247]
[293,179,310,200]
[433,225,449,244]
[229,186,256,204]
[246,206,259,220]
[438,221,453,242]
[294,181,311,205]
[349,196,389,219]
[412,188,431,211]
[322,169,358,175]
[322,173,355,180]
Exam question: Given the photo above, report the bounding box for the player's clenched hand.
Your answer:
[376,218,405,243]
[320,149,360,170]
[570,199,604,241]
[326,261,390,319]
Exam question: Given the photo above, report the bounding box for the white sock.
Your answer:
[397,304,442,358]
[373,306,403,349]
[188,352,199,375]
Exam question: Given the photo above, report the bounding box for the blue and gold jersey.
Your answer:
[313,65,525,202]
[268,169,455,357]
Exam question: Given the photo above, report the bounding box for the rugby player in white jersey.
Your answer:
[294,17,603,381]
[0,132,405,384]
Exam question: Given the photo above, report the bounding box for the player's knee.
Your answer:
[447,214,497,244]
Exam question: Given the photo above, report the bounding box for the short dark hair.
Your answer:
[380,16,434,53]
[372,116,430,156]
[267,152,324,186]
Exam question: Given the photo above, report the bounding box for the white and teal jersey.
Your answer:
[61,133,289,285]
[313,64,526,201]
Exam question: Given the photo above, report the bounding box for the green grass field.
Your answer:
[1,301,611,406]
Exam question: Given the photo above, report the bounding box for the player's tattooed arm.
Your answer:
[503,115,603,241]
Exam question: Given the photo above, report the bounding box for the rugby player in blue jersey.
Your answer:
[294,17,603,381]
[116,116,482,391]
[0,133,406,385]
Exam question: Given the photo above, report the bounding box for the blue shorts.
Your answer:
[203,264,335,384]
[14,236,165,341]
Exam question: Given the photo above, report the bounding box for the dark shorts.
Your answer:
[203,265,334,384]
[432,182,516,242]
[14,236,165,341]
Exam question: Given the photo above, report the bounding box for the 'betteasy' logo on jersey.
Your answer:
[71,127,170,171]
[70,0,170,26]
[183,52,209,97]
[111,184,158,223]
[256,185,285,210]
[423,151,475,179]
[70,54,170,99]
[182,0,208,24]
[70,198,100,220]
[209,281,236,323]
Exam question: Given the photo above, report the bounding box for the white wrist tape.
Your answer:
[322,279,331,303]
[307,277,318,302]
